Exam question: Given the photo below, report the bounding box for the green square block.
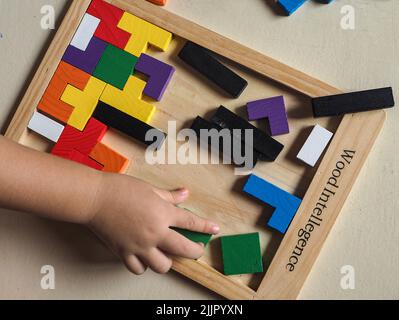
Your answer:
[93,44,138,90]
[221,232,263,276]
[172,227,212,246]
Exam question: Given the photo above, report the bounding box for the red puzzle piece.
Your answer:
[68,149,104,171]
[87,0,130,50]
[52,118,107,157]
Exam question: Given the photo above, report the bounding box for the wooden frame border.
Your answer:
[5,0,386,300]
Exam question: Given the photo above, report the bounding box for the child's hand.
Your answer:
[87,174,220,275]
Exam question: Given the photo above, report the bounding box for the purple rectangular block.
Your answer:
[247,96,289,136]
[62,36,107,75]
[135,53,175,101]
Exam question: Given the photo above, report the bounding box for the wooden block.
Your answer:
[62,36,108,75]
[100,76,156,124]
[37,61,90,123]
[61,77,106,131]
[178,41,248,98]
[243,174,302,234]
[277,0,307,16]
[28,111,65,143]
[93,44,138,90]
[93,101,166,149]
[211,106,284,161]
[147,0,167,6]
[312,87,395,117]
[135,53,175,101]
[118,12,172,56]
[297,125,333,167]
[70,13,100,51]
[171,228,212,246]
[247,96,289,136]
[86,0,130,49]
[221,233,263,276]
[89,142,130,173]
[67,149,104,171]
[191,116,259,169]
[52,118,107,156]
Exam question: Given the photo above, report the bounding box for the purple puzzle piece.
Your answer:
[247,96,289,136]
[62,36,107,75]
[135,53,175,101]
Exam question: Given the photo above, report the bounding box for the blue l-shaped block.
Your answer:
[277,0,307,16]
[244,174,302,234]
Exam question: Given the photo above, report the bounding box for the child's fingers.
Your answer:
[159,230,204,260]
[141,248,173,274]
[153,187,189,205]
[123,254,148,275]
[173,208,220,235]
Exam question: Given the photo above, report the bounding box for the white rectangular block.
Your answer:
[70,13,100,51]
[28,111,65,143]
[297,124,333,167]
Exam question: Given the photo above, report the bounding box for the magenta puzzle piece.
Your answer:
[247,96,289,136]
[62,36,108,75]
[135,53,175,101]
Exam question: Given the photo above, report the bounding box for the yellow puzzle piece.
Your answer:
[118,12,172,56]
[100,76,156,124]
[61,77,106,131]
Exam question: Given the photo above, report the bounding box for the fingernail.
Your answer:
[198,242,205,248]
[210,224,220,234]
[179,188,189,196]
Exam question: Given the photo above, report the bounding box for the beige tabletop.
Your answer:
[0,0,398,299]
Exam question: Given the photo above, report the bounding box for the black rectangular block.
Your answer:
[191,116,259,168]
[211,106,284,161]
[93,102,166,149]
[312,87,395,117]
[178,41,248,98]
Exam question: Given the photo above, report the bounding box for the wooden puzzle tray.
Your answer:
[5,0,386,300]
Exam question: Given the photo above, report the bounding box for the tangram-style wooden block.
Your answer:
[171,228,212,246]
[100,76,155,124]
[70,13,100,51]
[312,87,395,117]
[118,12,172,56]
[135,53,175,101]
[247,96,289,136]
[277,0,307,16]
[86,0,130,49]
[211,106,284,161]
[89,142,129,173]
[178,41,248,98]
[147,0,167,6]
[37,61,90,123]
[61,76,106,131]
[52,118,107,157]
[221,233,263,276]
[93,44,138,90]
[62,36,108,75]
[67,149,104,171]
[243,174,302,234]
[28,111,65,143]
[297,124,333,167]
[93,101,166,149]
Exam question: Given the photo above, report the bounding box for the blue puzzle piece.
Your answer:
[243,174,302,234]
[277,0,307,16]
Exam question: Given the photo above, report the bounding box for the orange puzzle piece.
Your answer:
[38,61,90,123]
[147,0,167,6]
[90,142,129,173]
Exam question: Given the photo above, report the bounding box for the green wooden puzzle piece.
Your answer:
[221,232,263,276]
[172,227,212,246]
[93,44,138,90]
